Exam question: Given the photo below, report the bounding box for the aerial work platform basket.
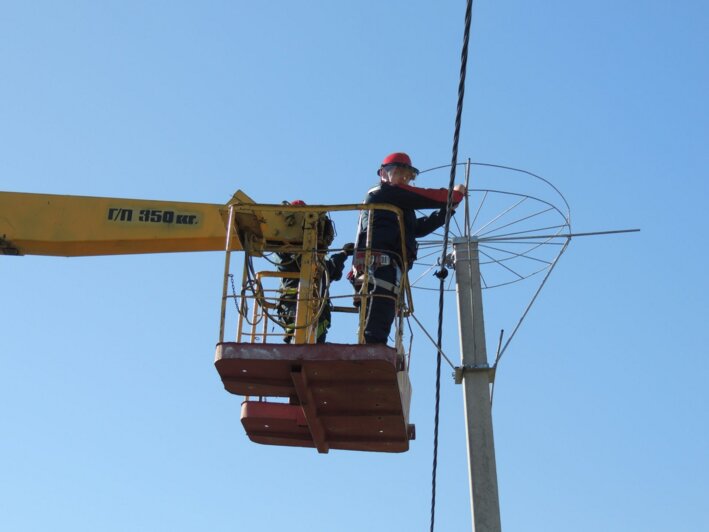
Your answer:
[215,343,414,453]
[214,197,415,453]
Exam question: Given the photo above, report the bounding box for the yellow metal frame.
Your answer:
[218,202,413,347]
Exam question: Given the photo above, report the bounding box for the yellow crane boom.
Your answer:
[0,190,254,256]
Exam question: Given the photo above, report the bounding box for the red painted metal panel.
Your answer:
[218,343,414,453]
[215,343,404,397]
[241,401,415,453]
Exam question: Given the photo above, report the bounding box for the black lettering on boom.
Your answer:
[107,208,134,222]
[109,207,199,225]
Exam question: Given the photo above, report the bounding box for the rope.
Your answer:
[430,1,474,531]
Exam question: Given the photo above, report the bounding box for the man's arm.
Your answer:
[325,244,354,281]
[373,183,464,210]
[415,208,451,237]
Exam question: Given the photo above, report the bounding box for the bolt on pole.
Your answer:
[453,237,502,532]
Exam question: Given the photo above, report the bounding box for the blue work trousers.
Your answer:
[363,264,400,344]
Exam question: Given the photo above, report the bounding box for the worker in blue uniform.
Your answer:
[353,152,466,344]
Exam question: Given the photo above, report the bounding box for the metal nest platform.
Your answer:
[215,343,415,453]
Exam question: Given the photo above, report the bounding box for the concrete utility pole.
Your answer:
[453,237,502,532]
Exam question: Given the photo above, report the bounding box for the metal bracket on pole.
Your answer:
[453,364,496,385]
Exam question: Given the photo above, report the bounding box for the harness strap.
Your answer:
[372,276,400,294]
[351,263,402,295]
[353,251,392,268]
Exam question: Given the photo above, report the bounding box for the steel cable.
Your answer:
[430,1,474,531]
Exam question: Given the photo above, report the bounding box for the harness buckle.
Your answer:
[353,251,391,269]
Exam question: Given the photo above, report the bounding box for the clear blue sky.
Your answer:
[2,2,707,531]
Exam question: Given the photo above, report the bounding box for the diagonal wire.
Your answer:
[480,267,488,289]
[411,263,439,287]
[472,197,528,237]
[494,237,571,365]
[477,206,555,237]
[452,214,463,236]
[479,248,525,280]
[479,243,552,265]
[470,189,488,230]
[417,247,447,261]
[409,312,456,370]
[431,1,473,531]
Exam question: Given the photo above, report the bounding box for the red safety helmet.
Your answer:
[290,200,306,206]
[378,152,419,177]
